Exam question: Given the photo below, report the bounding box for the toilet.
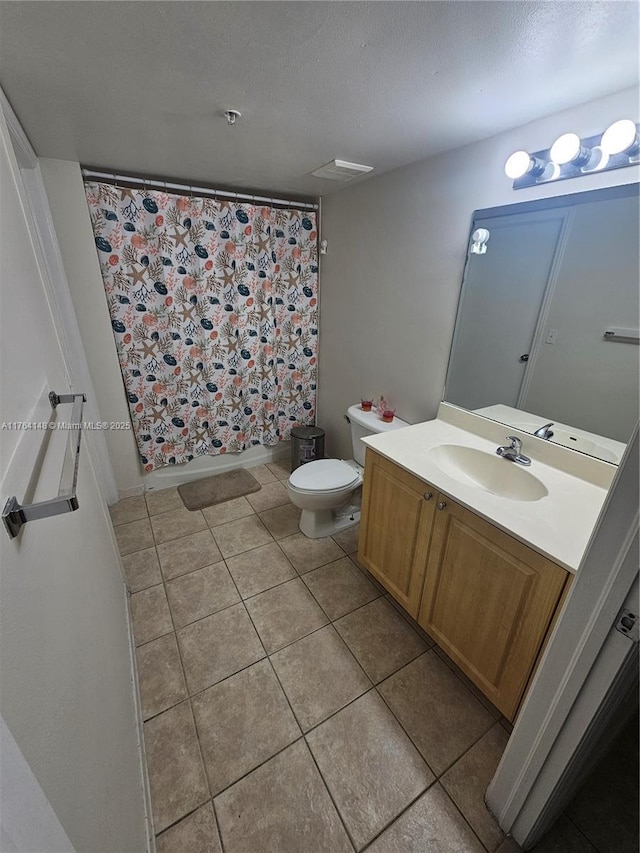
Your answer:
[287,404,409,538]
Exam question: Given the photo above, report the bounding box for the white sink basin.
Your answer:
[429,444,548,502]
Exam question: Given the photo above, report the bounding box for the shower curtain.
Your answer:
[84,182,318,471]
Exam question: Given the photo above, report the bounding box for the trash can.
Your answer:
[290,426,325,472]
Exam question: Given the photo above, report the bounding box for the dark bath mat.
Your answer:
[178,469,261,511]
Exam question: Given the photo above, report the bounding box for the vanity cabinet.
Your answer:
[358,450,436,618]
[358,449,569,720]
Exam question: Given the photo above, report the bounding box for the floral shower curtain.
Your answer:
[84,182,318,471]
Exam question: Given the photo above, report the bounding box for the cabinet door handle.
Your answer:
[437,501,447,511]
[423,492,433,501]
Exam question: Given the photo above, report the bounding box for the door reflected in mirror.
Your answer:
[444,184,639,464]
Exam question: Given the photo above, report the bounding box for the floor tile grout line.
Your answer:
[110,513,149,528]
[329,591,397,628]
[302,735,360,851]
[562,810,603,852]
[437,717,508,784]
[437,778,501,853]
[363,646,430,687]
[147,543,211,839]
[299,684,377,740]
[152,798,213,841]
[162,556,232,587]
[269,629,373,736]
[210,735,308,814]
[381,590,436,646]
[424,645,503,723]
[296,558,382,621]
[135,593,242,648]
[240,569,313,604]
[229,539,303,600]
[432,645,503,720]
[357,778,439,852]
[150,511,207,548]
[373,653,498,781]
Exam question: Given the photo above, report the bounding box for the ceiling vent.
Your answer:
[310,159,374,182]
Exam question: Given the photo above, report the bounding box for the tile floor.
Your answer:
[111,459,517,852]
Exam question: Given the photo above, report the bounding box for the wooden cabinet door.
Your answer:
[418,498,568,720]
[358,449,435,617]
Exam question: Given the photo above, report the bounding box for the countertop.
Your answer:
[362,406,612,573]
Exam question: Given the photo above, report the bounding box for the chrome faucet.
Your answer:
[533,422,554,439]
[496,436,531,466]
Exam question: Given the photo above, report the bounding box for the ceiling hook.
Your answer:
[223,109,241,126]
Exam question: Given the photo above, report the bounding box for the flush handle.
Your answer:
[437,501,447,511]
[423,492,433,501]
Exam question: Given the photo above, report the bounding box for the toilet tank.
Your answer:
[346,405,410,466]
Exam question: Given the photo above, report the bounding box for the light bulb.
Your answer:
[550,133,582,165]
[505,150,532,179]
[601,119,638,155]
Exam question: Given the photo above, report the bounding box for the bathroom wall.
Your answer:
[40,159,143,497]
[319,87,640,458]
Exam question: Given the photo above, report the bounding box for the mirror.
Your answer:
[444,184,639,464]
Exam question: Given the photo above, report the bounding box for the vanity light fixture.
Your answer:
[601,119,639,156]
[470,227,490,255]
[505,119,639,189]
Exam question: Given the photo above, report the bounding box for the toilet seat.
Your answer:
[289,459,361,493]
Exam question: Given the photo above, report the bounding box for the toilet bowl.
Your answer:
[287,405,409,538]
[287,458,363,538]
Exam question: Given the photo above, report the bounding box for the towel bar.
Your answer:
[2,391,86,540]
[603,327,640,343]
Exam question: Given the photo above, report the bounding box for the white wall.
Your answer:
[40,159,143,498]
[0,109,147,852]
[319,87,640,459]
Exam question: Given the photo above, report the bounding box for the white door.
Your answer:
[0,106,148,850]
[487,427,639,847]
[445,209,567,411]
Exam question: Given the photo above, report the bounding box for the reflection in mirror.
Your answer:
[444,184,639,464]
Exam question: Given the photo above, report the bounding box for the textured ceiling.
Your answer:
[0,1,638,197]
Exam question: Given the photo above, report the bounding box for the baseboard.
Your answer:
[117,484,145,501]
[123,584,156,853]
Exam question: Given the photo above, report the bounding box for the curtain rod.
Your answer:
[81,169,319,212]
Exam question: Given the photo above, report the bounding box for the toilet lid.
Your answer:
[289,459,360,492]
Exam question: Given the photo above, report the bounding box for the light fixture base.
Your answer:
[510,125,639,190]
[223,109,242,126]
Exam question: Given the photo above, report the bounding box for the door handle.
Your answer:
[519,353,529,362]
